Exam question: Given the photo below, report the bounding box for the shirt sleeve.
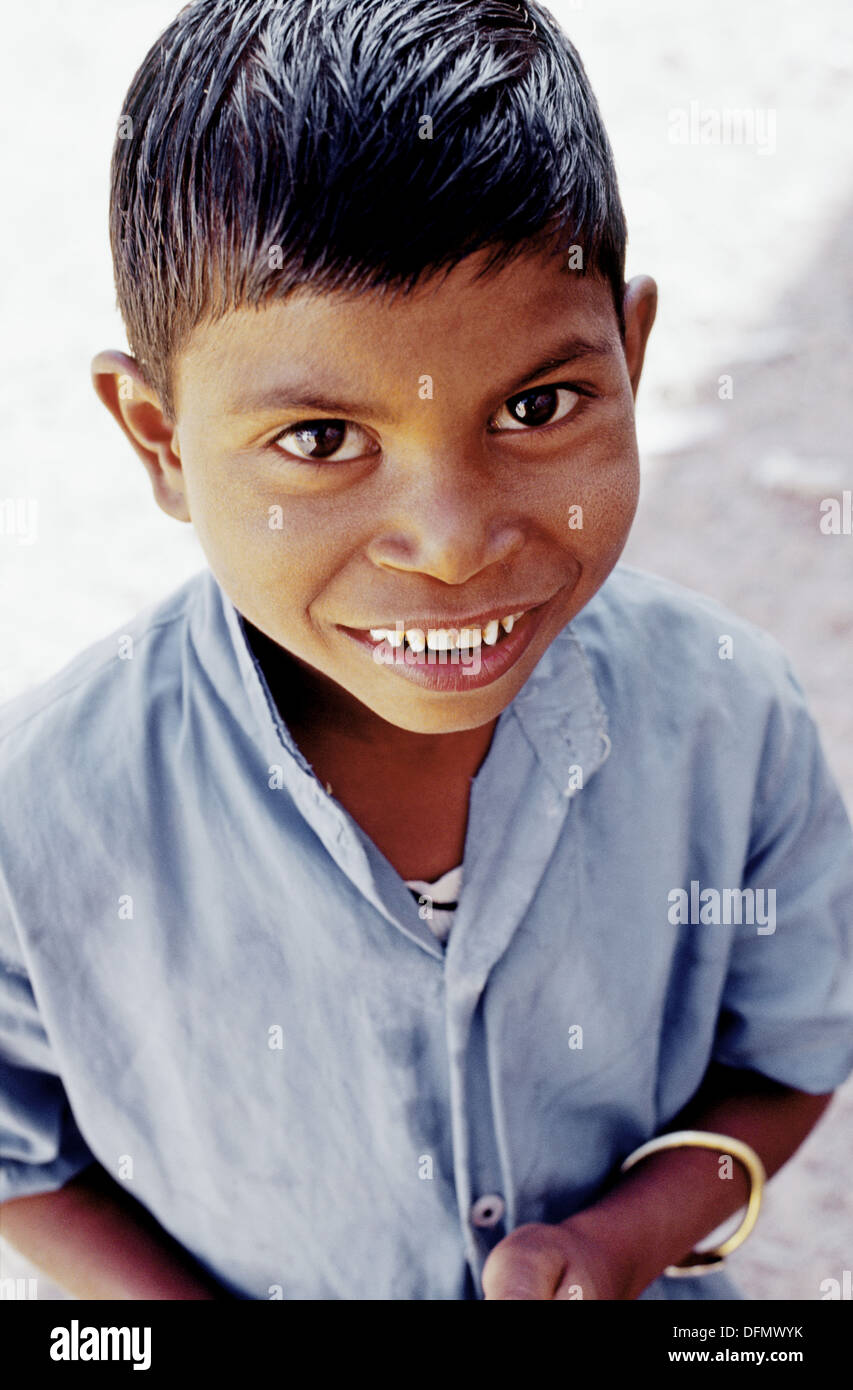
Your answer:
[0,885,96,1203]
[710,647,853,1094]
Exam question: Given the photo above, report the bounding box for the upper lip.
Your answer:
[340,598,552,632]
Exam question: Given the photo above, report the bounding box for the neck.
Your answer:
[245,622,498,776]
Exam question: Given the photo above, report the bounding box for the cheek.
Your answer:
[549,435,639,549]
[196,472,358,635]
[189,483,273,591]
[183,446,294,557]
[582,462,639,538]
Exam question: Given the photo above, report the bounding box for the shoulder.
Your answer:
[0,569,211,785]
[573,563,790,666]
[567,564,808,752]
[0,569,223,966]
[572,563,800,700]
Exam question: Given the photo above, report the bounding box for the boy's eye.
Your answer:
[272,419,377,462]
[492,384,582,432]
[270,383,586,461]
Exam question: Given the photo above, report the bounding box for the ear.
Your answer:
[621,276,658,400]
[90,350,191,523]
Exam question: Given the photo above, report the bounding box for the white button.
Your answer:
[470,1194,505,1228]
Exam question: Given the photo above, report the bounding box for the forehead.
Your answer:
[173,249,620,415]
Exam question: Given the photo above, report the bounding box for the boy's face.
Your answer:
[95,249,656,736]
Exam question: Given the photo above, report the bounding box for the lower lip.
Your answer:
[337,602,553,692]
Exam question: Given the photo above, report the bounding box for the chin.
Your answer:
[362,679,519,736]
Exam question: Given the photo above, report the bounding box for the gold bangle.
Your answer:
[619,1129,766,1278]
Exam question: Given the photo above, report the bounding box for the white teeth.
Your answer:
[367,610,525,652]
[369,627,405,647]
[426,628,457,651]
[500,610,525,633]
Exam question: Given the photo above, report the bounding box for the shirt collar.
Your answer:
[217,577,321,781]
[507,618,612,798]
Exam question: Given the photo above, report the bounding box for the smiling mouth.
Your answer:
[335,591,563,692]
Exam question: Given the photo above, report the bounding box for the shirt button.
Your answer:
[470,1193,506,1228]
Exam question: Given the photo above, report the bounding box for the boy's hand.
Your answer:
[480,1068,836,1302]
[480,1219,619,1301]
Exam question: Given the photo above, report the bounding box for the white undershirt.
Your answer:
[404,863,463,944]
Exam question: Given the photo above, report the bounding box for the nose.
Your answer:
[365,460,526,586]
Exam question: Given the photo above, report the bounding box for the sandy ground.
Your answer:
[1,0,851,1300]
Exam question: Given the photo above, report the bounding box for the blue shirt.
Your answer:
[1,563,852,1301]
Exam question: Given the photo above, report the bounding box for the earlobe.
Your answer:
[90,350,191,523]
[622,276,658,399]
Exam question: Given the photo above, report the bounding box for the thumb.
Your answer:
[481,1241,565,1301]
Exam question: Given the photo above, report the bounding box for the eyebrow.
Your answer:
[509,334,616,392]
[230,334,615,421]
[230,380,391,421]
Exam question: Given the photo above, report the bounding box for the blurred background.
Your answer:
[1,0,851,1299]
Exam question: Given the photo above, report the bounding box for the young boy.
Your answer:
[1,0,852,1302]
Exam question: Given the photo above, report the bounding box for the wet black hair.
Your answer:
[110,0,627,418]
